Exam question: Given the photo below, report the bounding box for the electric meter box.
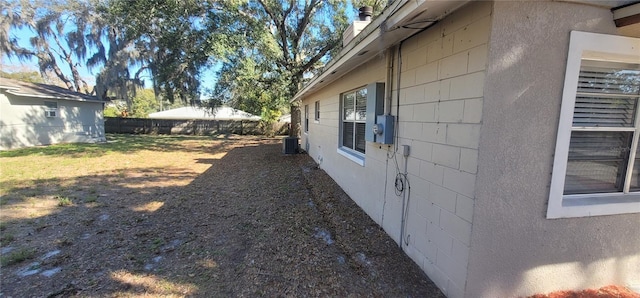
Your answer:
[364,82,395,144]
[375,114,394,144]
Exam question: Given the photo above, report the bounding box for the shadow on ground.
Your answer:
[0,133,242,158]
[0,138,444,297]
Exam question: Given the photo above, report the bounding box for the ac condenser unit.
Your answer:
[283,137,299,154]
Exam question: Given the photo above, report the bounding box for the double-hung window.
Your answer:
[339,87,367,165]
[315,101,320,121]
[548,31,640,218]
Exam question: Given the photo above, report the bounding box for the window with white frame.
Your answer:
[315,101,320,121]
[548,31,640,219]
[304,104,309,133]
[44,101,57,118]
[340,87,367,155]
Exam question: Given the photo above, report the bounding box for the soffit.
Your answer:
[613,1,640,38]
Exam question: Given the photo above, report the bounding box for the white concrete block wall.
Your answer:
[386,2,491,296]
[300,2,491,297]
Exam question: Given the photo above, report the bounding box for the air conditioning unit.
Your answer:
[283,137,299,154]
[45,110,57,118]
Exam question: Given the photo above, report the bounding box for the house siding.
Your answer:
[468,1,640,297]
[0,93,105,150]
[301,2,492,297]
[301,1,640,297]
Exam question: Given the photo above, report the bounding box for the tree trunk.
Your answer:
[289,73,303,137]
[289,101,300,137]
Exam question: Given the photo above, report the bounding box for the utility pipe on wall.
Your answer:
[384,46,395,116]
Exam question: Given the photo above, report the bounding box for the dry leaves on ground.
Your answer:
[0,135,443,297]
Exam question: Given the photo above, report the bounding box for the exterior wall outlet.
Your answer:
[402,145,410,157]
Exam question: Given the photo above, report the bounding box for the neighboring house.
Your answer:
[0,78,106,150]
[279,113,291,124]
[148,106,261,121]
[295,1,639,298]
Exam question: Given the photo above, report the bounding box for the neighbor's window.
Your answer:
[340,87,367,156]
[44,101,57,118]
[304,104,309,133]
[315,101,320,121]
[547,31,640,219]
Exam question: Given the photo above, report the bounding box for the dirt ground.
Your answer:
[0,136,444,297]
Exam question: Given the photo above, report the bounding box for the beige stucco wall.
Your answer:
[468,1,640,297]
[0,93,105,150]
[301,2,492,297]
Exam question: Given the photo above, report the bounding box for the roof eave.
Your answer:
[291,0,470,103]
[5,89,103,103]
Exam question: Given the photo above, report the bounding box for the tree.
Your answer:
[3,0,375,135]
[103,88,158,118]
[1,0,103,93]
[2,0,157,109]
[104,0,237,106]
[0,70,43,83]
[211,0,353,137]
[130,88,158,118]
[209,12,286,118]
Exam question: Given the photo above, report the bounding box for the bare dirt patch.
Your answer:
[1,135,443,297]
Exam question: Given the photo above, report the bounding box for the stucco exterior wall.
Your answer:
[0,93,105,150]
[301,2,492,297]
[468,1,640,297]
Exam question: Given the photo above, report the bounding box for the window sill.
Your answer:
[337,147,365,166]
[547,192,640,219]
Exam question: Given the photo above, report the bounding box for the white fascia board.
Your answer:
[0,85,20,91]
[613,2,640,20]
[5,90,102,103]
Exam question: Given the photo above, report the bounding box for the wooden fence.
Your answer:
[105,117,288,135]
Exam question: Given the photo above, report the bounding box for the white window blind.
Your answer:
[565,62,640,195]
[341,88,367,154]
[547,31,640,219]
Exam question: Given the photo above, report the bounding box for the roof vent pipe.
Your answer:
[359,6,373,21]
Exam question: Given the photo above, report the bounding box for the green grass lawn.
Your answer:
[0,133,229,209]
